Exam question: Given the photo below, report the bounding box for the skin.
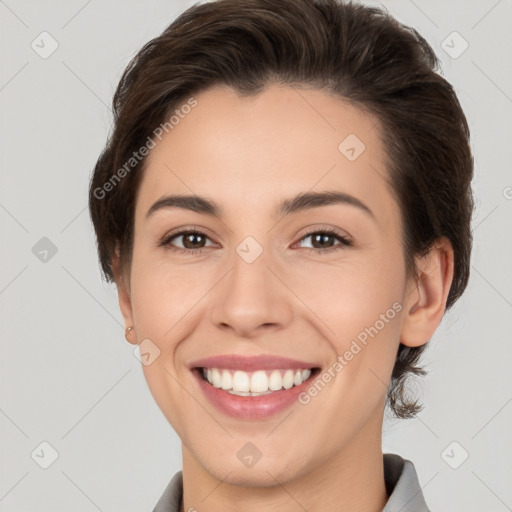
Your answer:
[114,84,454,512]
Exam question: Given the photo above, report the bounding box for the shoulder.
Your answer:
[382,453,431,511]
[152,471,183,512]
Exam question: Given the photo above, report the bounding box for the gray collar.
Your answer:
[153,453,431,511]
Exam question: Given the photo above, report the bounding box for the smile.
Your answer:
[201,368,313,396]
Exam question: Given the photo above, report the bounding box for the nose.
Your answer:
[210,246,293,338]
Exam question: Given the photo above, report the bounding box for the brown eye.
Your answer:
[297,228,352,252]
[177,232,207,249]
[308,233,337,249]
[159,227,352,255]
[159,229,214,253]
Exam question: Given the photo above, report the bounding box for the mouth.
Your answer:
[189,355,322,419]
[191,360,321,420]
[194,367,319,396]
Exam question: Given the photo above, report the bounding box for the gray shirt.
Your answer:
[153,453,431,511]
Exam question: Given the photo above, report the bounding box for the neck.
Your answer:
[180,410,388,512]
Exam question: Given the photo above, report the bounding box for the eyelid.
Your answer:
[160,224,216,240]
[296,225,352,243]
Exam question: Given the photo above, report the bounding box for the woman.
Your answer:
[89,0,474,510]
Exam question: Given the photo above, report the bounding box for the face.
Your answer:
[119,84,419,486]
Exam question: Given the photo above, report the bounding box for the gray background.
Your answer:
[1,0,511,510]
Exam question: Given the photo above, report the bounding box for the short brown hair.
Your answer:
[89,0,474,418]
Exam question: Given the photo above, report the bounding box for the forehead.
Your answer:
[137,84,395,223]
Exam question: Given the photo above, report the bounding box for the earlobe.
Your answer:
[400,237,454,348]
[112,255,137,345]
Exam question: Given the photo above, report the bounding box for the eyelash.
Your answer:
[158,227,352,255]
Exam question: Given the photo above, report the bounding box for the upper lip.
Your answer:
[189,355,319,372]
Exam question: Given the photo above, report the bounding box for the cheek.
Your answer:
[288,249,405,387]
[290,249,405,332]
[129,249,218,347]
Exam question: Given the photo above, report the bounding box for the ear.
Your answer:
[400,237,454,348]
[112,252,137,345]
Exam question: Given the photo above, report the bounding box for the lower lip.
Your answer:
[193,368,318,419]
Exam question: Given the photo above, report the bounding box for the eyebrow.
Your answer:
[146,191,375,221]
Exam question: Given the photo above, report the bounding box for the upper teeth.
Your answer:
[202,368,312,395]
